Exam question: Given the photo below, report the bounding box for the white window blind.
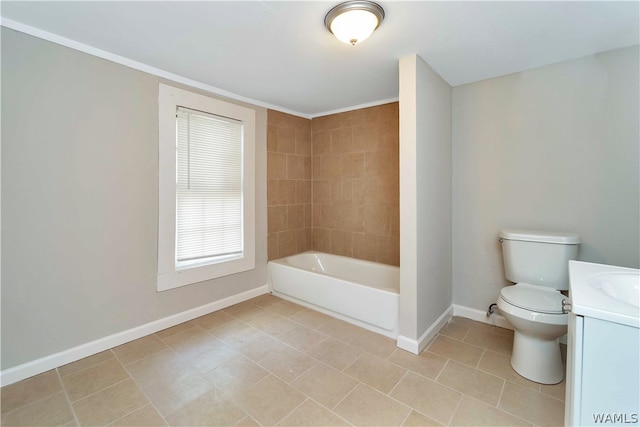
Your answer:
[175,106,244,267]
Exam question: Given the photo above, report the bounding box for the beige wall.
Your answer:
[452,45,640,312]
[398,55,452,350]
[267,103,400,265]
[1,28,268,369]
[266,111,312,260]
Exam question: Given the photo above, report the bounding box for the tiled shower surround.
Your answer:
[267,103,400,265]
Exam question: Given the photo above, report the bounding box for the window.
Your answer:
[157,84,255,291]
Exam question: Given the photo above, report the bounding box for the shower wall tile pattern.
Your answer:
[267,110,312,260]
[311,103,399,265]
[267,103,399,265]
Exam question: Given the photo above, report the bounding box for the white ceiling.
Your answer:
[1,1,638,117]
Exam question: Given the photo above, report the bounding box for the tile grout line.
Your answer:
[55,367,81,426]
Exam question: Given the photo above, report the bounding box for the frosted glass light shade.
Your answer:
[325,1,385,46]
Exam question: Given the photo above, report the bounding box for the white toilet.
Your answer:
[497,229,581,384]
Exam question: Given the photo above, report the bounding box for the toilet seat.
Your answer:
[499,283,565,314]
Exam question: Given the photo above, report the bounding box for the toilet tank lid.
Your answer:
[499,229,581,244]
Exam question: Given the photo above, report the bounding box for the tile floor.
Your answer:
[1,294,567,426]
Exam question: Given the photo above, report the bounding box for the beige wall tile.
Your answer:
[312,131,331,155]
[267,152,286,180]
[276,127,296,153]
[268,233,279,260]
[295,130,311,156]
[278,230,297,257]
[286,154,305,179]
[287,205,305,230]
[295,180,311,204]
[267,110,287,128]
[277,180,296,205]
[267,179,278,206]
[268,205,287,234]
[267,125,277,151]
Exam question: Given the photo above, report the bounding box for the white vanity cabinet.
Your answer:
[565,313,639,426]
[566,261,640,427]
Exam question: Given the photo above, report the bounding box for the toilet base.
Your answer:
[510,330,563,384]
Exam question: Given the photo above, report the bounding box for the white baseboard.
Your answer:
[397,305,453,354]
[452,304,513,330]
[0,285,269,386]
[452,304,567,344]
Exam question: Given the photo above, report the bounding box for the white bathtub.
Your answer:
[267,251,399,338]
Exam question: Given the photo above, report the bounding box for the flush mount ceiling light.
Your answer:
[324,1,385,46]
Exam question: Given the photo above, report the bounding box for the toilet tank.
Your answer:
[499,229,581,290]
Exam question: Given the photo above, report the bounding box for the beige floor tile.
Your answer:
[235,416,260,426]
[428,335,484,367]
[334,384,411,426]
[165,388,246,426]
[437,361,504,406]
[438,320,470,341]
[72,379,147,426]
[185,339,240,374]
[235,331,291,362]
[210,321,260,344]
[402,410,443,426]
[160,328,220,359]
[126,348,196,388]
[142,371,213,416]
[61,358,129,402]
[58,351,114,377]
[258,346,317,383]
[266,300,307,317]
[450,395,531,426]
[155,320,198,339]
[112,335,167,365]
[107,404,167,426]
[491,326,514,338]
[349,329,398,358]
[389,349,448,380]
[192,310,237,331]
[251,294,283,309]
[390,372,462,425]
[306,338,362,370]
[240,310,298,335]
[1,392,74,426]
[224,300,262,317]
[1,370,62,415]
[206,357,270,397]
[278,399,350,426]
[290,309,333,329]
[344,353,406,394]
[477,350,538,390]
[272,325,327,352]
[498,381,565,426]
[292,363,358,408]
[233,375,306,426]
[317,318,365,342]
[540,377,566,401]
[463,329,513,356]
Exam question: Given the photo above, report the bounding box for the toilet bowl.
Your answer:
[497,229,580,385]
[497,283,568,384]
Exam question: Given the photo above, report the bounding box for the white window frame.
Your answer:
[157,84,255,291]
